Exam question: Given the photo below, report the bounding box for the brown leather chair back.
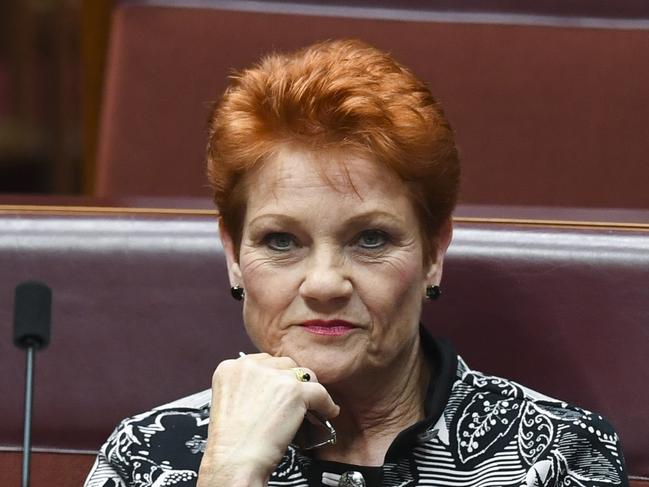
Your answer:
[96,3,649,207]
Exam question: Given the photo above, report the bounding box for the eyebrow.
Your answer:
[246,213,301,229]
[342,211,405,228]
[246,210,405,230]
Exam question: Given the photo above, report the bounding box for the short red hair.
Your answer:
[206,39,460,256]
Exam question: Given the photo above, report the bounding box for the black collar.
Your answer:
[383,326,457,462]
[299,326,457,479]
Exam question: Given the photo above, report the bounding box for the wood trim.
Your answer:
[81,0,115,195]
[0,204,217,217]
[452,216,649,232]
[1,204,649,232]
[0,445,98,455]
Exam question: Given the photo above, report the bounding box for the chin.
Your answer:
[273,327,369,381]
[288,346,361,385]
[309,366,352,386]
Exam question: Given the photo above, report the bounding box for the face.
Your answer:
[221,147,450,385]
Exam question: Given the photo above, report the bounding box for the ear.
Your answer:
[424,217,453,286]
[218,219,243,287]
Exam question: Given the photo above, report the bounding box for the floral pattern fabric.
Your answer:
[85,339,628,487]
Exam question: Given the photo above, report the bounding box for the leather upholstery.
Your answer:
[1,205,647,481]
[96,3,649,207]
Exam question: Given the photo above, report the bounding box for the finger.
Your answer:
[287,366,319,384]
[235,352,271,362]
[301,382,340,419]
[270,356,299,369]
[238,353,297,370]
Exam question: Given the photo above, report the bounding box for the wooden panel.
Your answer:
[0,451,96,487]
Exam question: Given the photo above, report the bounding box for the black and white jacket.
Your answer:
[85,332,629,487]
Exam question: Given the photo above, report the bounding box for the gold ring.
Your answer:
[292,367,311,382]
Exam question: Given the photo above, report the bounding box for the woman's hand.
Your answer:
[196,353,339,487]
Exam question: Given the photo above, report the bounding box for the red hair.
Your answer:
[206,39,460,258]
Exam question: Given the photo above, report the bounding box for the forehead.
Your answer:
[244,147,411,211]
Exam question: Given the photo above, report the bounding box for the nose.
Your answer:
[299,245,352,303]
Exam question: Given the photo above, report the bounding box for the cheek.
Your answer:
[241,255,301,305]
[355,258,424,363]
[358,256,425,320]
[239,256,301,351]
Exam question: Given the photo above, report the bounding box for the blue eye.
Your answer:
[264,233,295,251]
[357,230,388,249]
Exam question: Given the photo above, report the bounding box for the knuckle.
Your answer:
[270,356,297,369]
[213,359,236,380]
[282,357,298,368]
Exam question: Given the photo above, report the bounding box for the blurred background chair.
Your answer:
[95,1,649,208]
[2,1,649,486]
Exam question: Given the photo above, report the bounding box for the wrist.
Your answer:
[198,450,272,487]
[198,465,269,487]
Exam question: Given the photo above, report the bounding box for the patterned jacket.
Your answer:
[85,333,628,487]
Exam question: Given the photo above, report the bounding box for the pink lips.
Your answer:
[302,320,356,336]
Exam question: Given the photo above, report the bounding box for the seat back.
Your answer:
[96,3,649,207]
[1,204,648,483]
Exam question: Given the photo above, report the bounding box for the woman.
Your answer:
[86,40,628,487]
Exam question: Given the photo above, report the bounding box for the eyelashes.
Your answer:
[261,229,391,253]
[263,232,297,251]
[355,229,389,250]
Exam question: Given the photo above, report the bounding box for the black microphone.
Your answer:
[14,282,51,350]
[13,281,52,487]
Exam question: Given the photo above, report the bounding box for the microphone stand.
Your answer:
[13,281,52,487]
[21,342,36,487]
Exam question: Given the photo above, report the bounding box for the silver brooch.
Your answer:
[339,470,366,487]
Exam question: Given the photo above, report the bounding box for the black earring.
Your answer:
[230,285,245,301]
[425,285,441,300]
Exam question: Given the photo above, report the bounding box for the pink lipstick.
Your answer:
[302,320,356,336]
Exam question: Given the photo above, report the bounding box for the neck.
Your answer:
[314,335,431,466]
